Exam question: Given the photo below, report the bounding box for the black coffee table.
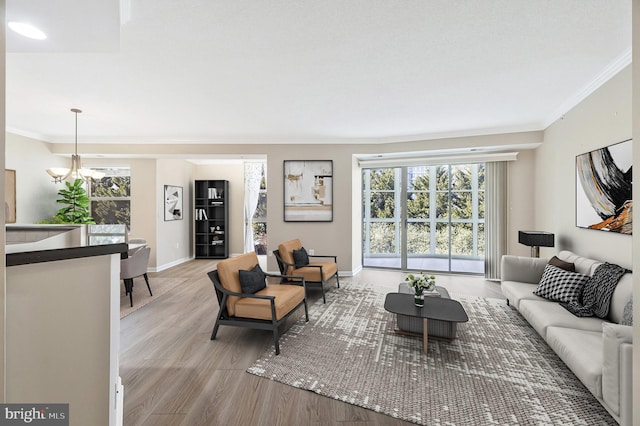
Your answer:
[384,292,468,353]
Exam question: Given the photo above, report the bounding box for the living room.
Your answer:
[1,2,639,425]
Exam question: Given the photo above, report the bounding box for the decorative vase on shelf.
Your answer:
[414,291,424,307]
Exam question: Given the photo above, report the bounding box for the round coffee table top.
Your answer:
[384,292,468,323]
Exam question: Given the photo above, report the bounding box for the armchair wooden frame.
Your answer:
[207,270,309,355]
[272,250,340,303]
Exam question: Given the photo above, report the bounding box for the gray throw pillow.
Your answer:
[238,264,266,294]
[621,298,633,326]
[534,264,590,304]
[293,247,310,268]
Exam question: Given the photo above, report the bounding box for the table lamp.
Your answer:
[518,231,554,257]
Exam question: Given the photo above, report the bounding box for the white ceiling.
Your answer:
[5,0,632,145]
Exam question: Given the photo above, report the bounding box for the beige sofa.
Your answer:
[501,250,633,425]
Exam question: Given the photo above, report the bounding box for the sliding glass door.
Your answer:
[363,163,484,274]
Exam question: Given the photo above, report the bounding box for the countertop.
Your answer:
[6,224,127,266]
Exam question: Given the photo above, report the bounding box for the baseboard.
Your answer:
[149,256,193,273]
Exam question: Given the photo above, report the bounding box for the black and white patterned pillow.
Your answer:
[534,264,590,303]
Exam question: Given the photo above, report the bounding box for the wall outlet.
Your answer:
[176,243,180,249]
[308,249,315,255]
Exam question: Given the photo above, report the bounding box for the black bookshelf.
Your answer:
[194,180,229,259]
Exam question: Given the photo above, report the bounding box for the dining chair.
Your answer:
[120,246,152,307]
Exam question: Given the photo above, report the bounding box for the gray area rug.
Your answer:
[247,280,616,425]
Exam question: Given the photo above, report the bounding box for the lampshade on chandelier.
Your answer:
[46,108,105,183]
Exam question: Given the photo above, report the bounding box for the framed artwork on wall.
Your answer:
[283,160,333,222]
[5,169,16,223]
[576,139,632,234]
[164,185,183,221]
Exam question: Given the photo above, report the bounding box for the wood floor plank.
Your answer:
[120,259,504,425]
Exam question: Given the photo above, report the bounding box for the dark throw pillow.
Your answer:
[293,247,310,268]
[534,264,590,304]
[621,298,633,326]
[548,256,576,272]
[238,264,266,294]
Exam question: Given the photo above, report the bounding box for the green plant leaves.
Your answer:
[54,178,96,224]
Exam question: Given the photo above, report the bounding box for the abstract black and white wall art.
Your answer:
[284,160,333,222]
[164,185,183,221]
[576,139,632,234]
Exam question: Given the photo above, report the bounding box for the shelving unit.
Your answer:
[194,180,229,259]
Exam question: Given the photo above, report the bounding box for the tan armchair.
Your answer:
[273,238,340,303]
[207,251,309,355]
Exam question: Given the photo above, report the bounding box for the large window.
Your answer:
[363,163,485,273]
[89,168,131,230]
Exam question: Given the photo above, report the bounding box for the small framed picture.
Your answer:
[164,185,183,221]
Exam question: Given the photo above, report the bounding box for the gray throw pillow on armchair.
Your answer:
[238,264,267,294]
[293,247,310,268]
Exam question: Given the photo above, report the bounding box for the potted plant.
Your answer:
[39,178,96,224]
[55,178,95,224]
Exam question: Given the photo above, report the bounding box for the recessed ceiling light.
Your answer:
[8,22,47,40]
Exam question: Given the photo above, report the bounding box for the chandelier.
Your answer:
[46,108,105,183]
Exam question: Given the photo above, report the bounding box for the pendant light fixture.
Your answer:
[46,108,105,183]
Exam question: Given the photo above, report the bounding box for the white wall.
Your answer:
[130,159,158,266]
[507,149,536,256]
[155,159,194,269]
[5,133,69,223]
[535,65,632,268]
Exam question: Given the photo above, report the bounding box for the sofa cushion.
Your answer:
[518,300,606,339]
[216,252,262,316]
[501,280,548,309]
[534,264,589,304]
[602,323,633,416]
[548,256,575,272]
[293,262,338,283]
[234,284,305,321]
[546,326,603,398]
[238,264,267,294]
[501,255,548,284]
[557,250,602,276]
[278,239,303,275]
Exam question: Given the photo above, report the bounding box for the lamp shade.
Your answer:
[518,231,554,247]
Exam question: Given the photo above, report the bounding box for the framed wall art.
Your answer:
[576,139,632,234]
[284,160,333,222]
[164,185,183,221]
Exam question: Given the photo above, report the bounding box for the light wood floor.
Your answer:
[120,260,504,425]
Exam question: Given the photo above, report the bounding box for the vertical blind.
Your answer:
[484,161,507,280]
